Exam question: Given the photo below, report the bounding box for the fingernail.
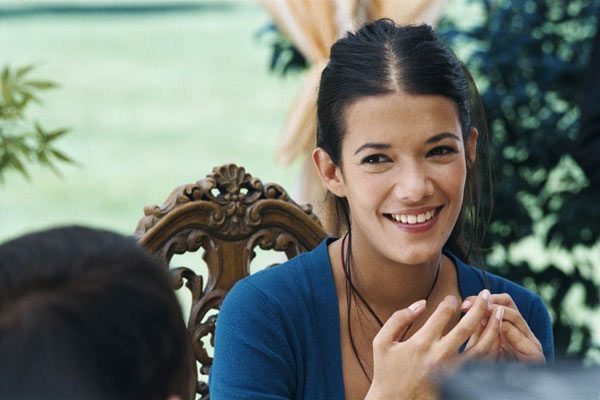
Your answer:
[445,295,458,310]
[497,307,504,331]
[480,289,490,301]
[496,306,504,321]
[461,299,472,309]
[409,299,426,313]
[481,317,489,327]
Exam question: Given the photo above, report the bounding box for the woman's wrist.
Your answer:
[365,386,437,400]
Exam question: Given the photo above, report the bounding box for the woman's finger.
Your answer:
[460,295,480,311]
[498,306,538,343]
[461,293,516,312]
[464,314,485,351]
[437,290,490,354]
[501,321,544,363]
[374,299,426,347]
[412,295,459,344]
[489,293,517,309]
[500,337,517,360]
[445,308,502,371]
[464,306,503,359]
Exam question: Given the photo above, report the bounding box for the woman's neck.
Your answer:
[333,232,446,320]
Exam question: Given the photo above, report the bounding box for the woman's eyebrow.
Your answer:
[354,142,391,155]
[426,132,460,143]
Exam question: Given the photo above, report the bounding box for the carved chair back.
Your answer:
[134,164,328,400]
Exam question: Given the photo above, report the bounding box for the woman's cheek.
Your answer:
[433,162,466,188]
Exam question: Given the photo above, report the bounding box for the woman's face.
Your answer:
[323,91,477,266]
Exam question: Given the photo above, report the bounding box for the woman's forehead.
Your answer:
[342,92,463,148]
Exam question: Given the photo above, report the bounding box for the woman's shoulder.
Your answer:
[210,238,341,397]
[222,238,333,314]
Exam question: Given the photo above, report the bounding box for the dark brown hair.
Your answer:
[0,226,192,400]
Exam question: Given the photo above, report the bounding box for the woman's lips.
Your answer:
[384,206,443,233]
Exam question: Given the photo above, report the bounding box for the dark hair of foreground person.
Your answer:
[0,226,192,400]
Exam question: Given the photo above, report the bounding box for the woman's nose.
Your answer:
[392,163,434,202]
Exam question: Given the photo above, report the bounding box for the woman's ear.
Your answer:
[312,148,346,198]
[466,127,479,167]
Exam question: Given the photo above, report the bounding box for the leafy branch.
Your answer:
[0,65,73,183]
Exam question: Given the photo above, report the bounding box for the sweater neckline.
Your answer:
[309,237,480,399]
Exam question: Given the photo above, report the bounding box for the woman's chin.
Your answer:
[385,246,441,267]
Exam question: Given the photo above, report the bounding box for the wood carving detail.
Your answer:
[134,164,328,400]
[136,164,320,239]
[248,229,305,260]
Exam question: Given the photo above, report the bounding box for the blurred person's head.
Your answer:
[0,226,192,400]
[438,361,600,399]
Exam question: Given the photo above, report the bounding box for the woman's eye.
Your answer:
[428,146,457,156]
[361,154,390,164]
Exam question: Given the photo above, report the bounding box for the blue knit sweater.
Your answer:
[209,238,554,399]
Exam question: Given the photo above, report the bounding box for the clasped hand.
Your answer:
[366,289,542,400]
[461,293,545,363]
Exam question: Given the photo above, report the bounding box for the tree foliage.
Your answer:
[438,0,600,360]
[0,65,73,183]
[257,23,307,76]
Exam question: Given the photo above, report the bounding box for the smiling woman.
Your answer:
[209,19,554,400]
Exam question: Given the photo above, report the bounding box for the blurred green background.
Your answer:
[0,0,304,242]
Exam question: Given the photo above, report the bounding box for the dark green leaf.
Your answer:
[34,122,45,137]
[15,65,34,79]
[10,155,30,180]
[1,68,13,104]
[46,128,70,142]
[0,63,73,184]
[20,90,41,105]
[37,151,50,165]
[23,80,57,90]
[50,149,74,164]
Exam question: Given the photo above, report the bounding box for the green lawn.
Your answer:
[0,0,304,242]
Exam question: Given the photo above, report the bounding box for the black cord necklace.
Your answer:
[340,232,441,342]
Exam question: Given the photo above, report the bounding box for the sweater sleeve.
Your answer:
[209,280,296,400]
[527,295,555,363]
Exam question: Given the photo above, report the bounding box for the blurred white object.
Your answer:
[439,361,600,400]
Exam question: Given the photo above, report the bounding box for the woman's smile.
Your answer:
[383,205,443,233]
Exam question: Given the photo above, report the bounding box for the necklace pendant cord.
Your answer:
[340,232,441,341]
[399,260,440,341]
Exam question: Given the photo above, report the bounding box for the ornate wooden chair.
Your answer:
[134,164,328,400]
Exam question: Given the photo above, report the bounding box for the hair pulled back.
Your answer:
[316,19,490,261]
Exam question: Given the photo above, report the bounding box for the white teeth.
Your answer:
[389,209,437,224]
